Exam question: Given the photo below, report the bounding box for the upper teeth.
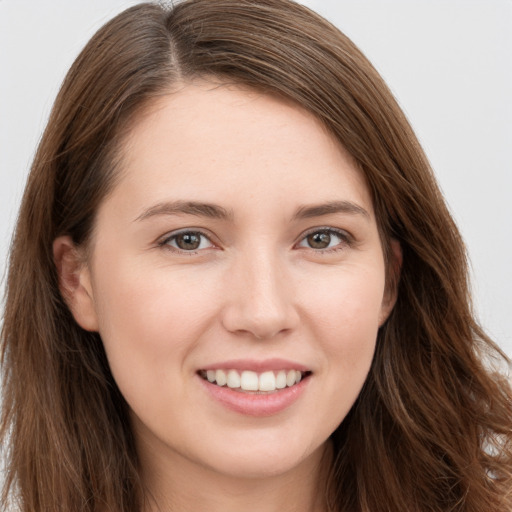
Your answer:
[203,369,304,392]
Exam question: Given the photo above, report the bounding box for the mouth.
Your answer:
[198,369,312,393]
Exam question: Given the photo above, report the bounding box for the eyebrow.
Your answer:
[134,200,233,222]
[292,200,370,221]
[134,199,370,223]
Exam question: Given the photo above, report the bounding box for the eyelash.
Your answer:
[158,227,353,254]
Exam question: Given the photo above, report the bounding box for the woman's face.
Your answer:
[65,81,396,481]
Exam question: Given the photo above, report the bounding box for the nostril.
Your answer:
[220,306,299,341]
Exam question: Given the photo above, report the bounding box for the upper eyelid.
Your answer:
[297,226,352,241]
[300,226,348,234]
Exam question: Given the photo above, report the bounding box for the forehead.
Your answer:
[111,80,373,220]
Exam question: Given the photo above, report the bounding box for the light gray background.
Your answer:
[1,1,511,357]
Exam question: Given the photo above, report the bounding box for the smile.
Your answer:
[198,369,309,392]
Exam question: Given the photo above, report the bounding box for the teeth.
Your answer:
[227,369,241,388]
[215,369,227,387]
[286,370,296,387]
[259,371,276,391]
[240,371,259,391]
[202,368,306,391]
[275,370,287,389]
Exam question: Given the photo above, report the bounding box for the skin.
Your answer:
[55,81,399,512]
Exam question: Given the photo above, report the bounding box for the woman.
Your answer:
[1,1,511,511]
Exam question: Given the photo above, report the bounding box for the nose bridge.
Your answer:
[221,242,298,339]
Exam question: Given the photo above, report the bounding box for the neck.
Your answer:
[139,440,333,512]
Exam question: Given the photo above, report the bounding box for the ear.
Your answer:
[379,238,402,326]
[53,236,99,332]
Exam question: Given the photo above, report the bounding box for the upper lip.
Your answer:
[199,358,310,373]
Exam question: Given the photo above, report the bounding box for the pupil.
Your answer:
[177,233,200,250]
[308,232,330,249]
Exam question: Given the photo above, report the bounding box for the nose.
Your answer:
[220,248,299,340]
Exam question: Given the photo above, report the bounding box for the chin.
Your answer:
[195,435,327,481]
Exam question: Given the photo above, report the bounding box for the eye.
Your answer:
[297,228,350,251]
[160,230,214,252]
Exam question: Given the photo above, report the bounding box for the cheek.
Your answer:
[302,263,385,335]
[90,262,220,394]
[282,264,385,446]
[94,259,217,336]
[300,264,385,380]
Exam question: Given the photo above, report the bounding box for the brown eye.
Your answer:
[298,228,348,251]
[307,232,331,249]
[175,232,201,250]
[163,231,213,252]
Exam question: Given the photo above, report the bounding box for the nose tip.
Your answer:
[220,260,299,340]
[222,303,296,340]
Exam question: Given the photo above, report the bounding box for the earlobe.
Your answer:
[53,236,99,332]
[379,238,402,326]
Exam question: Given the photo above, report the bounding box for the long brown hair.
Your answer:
[2,1,511,511]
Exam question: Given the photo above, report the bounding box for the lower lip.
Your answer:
[198,375,310,417]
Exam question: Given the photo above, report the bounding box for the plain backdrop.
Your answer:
[1,1,511,357]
